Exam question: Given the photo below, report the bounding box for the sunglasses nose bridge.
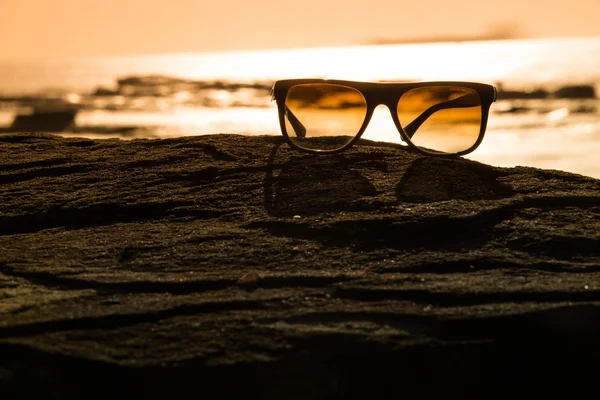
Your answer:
[367,98,399,120]
[365,90,398,110]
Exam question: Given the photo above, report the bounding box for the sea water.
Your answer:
[0,37,599,178]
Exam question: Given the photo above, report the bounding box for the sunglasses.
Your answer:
[271,79,497,155]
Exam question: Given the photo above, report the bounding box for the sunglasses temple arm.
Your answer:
[284,107,307,138]
[403,94,481,139]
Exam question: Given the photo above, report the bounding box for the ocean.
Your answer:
[1,37,599,178]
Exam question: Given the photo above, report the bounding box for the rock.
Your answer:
[117,74,192,87]
[238,272,262,289]
[495,88,548,100]
[91,87,120,97]
[0,133,598,399]
[554,85,596,99]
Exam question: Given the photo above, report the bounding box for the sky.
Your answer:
[1,0,599,60]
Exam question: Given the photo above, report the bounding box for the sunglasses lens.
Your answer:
[397,86,483,154]
[284,84,367,151]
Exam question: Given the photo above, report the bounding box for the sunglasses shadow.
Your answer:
[263,142,378,218]
[264,139,513,217]
[260,140,517,251]
[396,157,514,203]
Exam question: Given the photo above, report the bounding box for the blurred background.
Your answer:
[2,0,599,58]
[1,0,599,177]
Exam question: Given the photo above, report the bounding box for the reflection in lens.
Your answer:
[397,86,482,154]
[285,84,367,151]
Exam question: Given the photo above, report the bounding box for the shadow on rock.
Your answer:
[396,157,514,203]
[257,145,514,251]
[263,145,377,217]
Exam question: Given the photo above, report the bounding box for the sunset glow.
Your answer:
[1,0,600,60]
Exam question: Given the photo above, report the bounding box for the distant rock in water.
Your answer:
[494,105,532,114]
[553,85,596,99]
[495,88,548,100]
[0,99,78,133]
[111,74,272,98]
[117,75,193,87]
[8,111,76,132]
[92,87,120,97]
[494,84,597,101]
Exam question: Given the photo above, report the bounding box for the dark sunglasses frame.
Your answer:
[271,79,497,156]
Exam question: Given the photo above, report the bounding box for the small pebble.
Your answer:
[293,215,301,219]
[238,272,261,286]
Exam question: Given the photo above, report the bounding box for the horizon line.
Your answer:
[1,35,600,63]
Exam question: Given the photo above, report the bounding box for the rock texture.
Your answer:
[0,133,599,399]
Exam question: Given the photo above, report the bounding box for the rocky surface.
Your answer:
[0,133,599,399]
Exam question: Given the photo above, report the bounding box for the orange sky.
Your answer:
[1,0,599,60]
